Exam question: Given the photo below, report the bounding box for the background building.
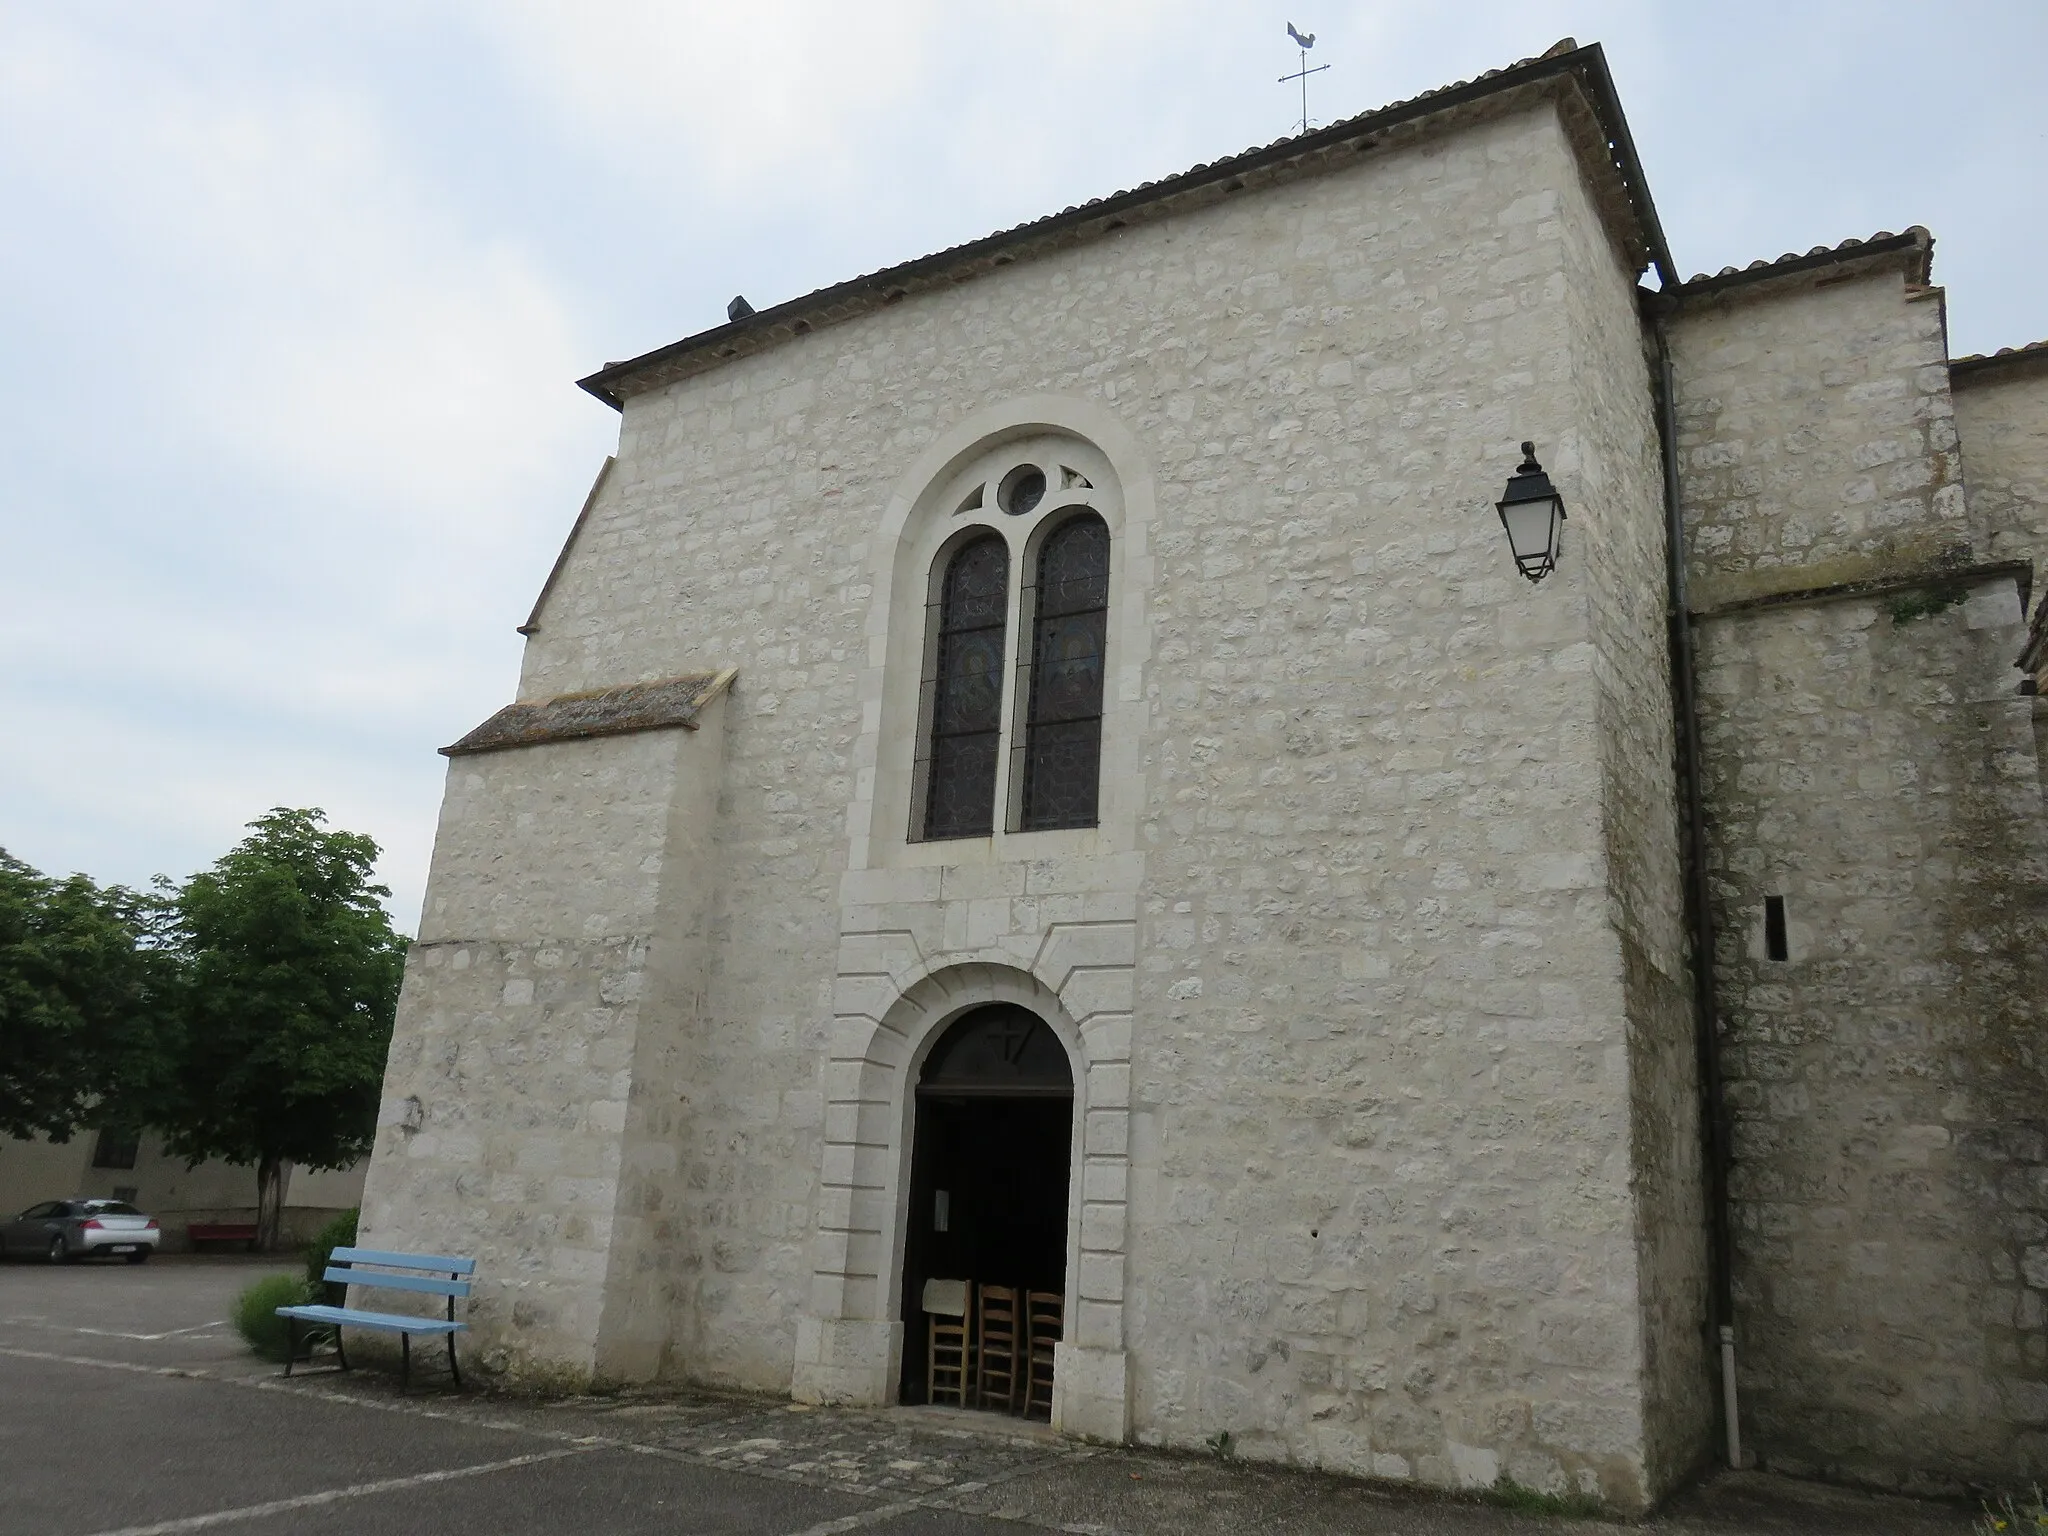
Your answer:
[0,1129,362,1249]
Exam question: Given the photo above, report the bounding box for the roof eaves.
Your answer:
[1951,337,2048,385]
[1667,228,1933,302]
[578,40,1676,412]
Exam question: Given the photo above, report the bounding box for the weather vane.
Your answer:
[1280,22,1329,135]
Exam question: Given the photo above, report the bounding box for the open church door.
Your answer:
[899,1005,1073,1413]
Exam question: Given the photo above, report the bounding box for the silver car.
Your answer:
[0,1199,161,1263]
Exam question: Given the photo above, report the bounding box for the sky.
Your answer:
[4,1,2044,931]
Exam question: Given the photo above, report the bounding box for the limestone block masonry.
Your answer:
[1954,347,2048,585]
[357,702,728,1385]
[1671,252,2048,1494]
[357,37,2048,1515]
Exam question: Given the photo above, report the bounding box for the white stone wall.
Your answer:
[1671,260,1967,611]
[1693,576,2047,1493]
[1555,155,1709,1492]
[357,709,727,1385]
[1955,359,2048,582]
[1674,272,2048,1492]
[373,91,1707,1507]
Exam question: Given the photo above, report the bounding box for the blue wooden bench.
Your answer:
[276,1246,473,1393]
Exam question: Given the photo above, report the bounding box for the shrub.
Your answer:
[303,1207,360,1301]
[233,1273,312,1362]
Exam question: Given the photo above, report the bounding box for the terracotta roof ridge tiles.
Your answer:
[1670,227,1934,297]
[579,39,1675,409]
[1951,337,2048,379]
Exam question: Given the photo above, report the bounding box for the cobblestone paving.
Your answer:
[277,1374,1978,1534]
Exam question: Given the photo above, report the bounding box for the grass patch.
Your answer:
[1484,1475,1608,1518]
[1977,1485,2048,1534]
[232,1273,313,1362]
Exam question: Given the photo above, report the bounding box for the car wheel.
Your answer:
[125,1249,150,1264]
[47,1235,70,1264]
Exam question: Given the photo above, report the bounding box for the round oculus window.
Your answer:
[1000,466,1046,517]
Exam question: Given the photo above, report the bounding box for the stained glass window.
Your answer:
[919,534,1009,839]
[1019,515,1108,830]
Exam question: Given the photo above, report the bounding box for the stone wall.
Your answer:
[1555,158,1710,1493]
[1671,251,1969,612]
[1692,576,2047,1493]
[1673,265,2048,1492]
[369,87,1710,1507]
[356,708,727,1385]
[1954,350,2048,583]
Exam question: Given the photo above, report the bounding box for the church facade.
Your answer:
[356,41,2048,1509]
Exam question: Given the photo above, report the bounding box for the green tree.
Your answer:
[162,809,406,1250]
[0,850,172,1143]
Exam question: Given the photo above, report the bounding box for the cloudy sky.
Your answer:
[4,1,2044,928]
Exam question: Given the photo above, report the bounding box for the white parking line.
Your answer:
[0,1316,225,1341]
[78,1447,597,1535]
[5,1343,1088,1532]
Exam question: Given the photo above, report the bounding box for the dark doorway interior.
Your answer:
[899,1005,1073,1406]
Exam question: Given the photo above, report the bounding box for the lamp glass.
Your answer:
[1499,498,1561,579]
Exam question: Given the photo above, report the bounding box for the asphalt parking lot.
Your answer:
[0,1256,1976,1535]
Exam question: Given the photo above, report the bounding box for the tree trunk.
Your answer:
[255,1154,285,1253]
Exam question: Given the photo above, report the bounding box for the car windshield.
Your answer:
[83,1201,141,1215]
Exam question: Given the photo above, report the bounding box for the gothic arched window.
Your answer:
[918,534,1009,839]
[1017,514,1109,831]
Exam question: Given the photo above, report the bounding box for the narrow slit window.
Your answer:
[1018,515,1109,831]
[917,535,1009,839]
[1765,896,1788,962]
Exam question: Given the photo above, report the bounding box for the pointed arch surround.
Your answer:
[850,395,1154,869]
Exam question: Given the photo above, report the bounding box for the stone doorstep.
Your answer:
[887,1401,1064,1444]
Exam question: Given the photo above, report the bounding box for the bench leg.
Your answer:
[284,1317,297,1378]
[334,1327,350,1373]
[400,1332,411,1395]
[447,1332,462,1390]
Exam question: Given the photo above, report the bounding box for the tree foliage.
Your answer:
[1,809,404,1249]
[0,850,171,1142]
[159,809,407,1247]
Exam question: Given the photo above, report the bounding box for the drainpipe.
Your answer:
[1652,307,1742,1472]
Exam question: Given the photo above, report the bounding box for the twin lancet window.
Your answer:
[914,459,1110,840]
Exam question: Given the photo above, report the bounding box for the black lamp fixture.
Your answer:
[1495,441,1567,583]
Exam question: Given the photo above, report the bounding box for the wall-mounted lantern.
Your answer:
[1495,441,1567,583]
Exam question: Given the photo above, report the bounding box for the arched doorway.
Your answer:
[898,1003,1073,1412]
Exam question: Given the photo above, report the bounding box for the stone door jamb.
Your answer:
[794,958,1134,1441]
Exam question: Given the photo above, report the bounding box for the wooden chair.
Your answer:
[1025,1290,1062,1419]
[923,1278,972,1406]
[975,1283,1021,1412]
